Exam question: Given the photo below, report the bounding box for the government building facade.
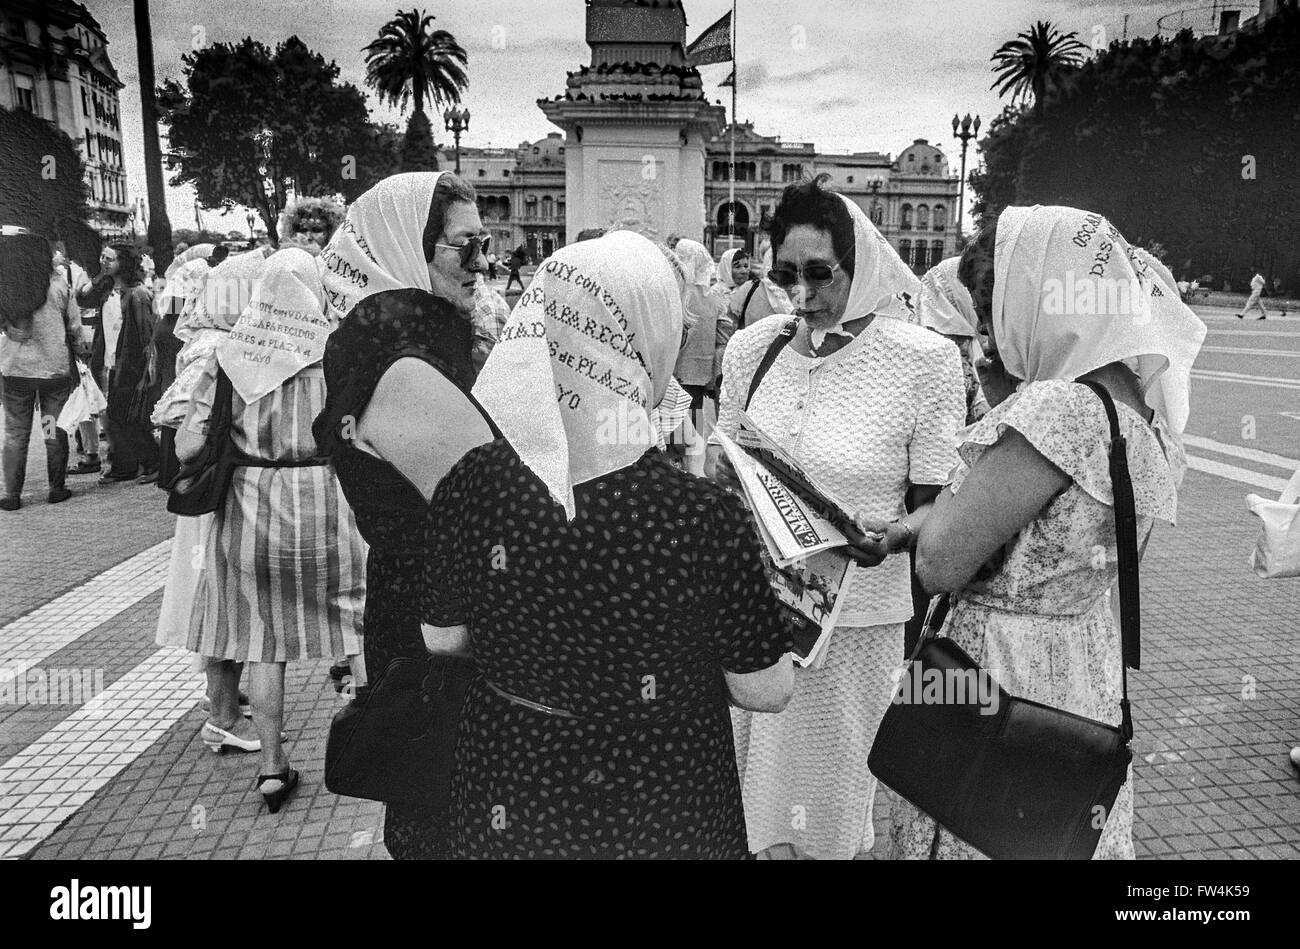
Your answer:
[0,0,132,239]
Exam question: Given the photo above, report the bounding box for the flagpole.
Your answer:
[728,0,737,243]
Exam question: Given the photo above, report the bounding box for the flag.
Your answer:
[686,11,732,68]
[719,69,735,87]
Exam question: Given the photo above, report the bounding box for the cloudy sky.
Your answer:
[86,0,1232,236]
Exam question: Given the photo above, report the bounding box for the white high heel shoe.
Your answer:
[201,722,290,755]
[201,721,260,754]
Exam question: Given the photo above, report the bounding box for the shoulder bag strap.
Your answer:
[743,317,798,412]
[1078,380,1140,742]
[737,279,763,331]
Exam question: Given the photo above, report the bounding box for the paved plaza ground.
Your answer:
[1,300,1298,860]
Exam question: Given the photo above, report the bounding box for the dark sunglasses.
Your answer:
[435,234,490,269]
[768,259,846,290]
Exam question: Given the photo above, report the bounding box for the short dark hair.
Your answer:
[768,173,855,278]
[0,233,53,328]
[574,227,607,243]
[207,244,230,268]
[421,173,477,262]
[108,242,144,285]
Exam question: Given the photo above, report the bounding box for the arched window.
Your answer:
[932,204,947,231]
[900,204,913,230]
[542,195,554,219]
[898,239,912,265]
[917,205,929,230]
[913,242,928,271]
[931,240,945,265]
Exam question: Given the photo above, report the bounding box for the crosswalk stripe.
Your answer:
[0,647,203,859]
[1191,369,1300,391]
[1200,346,1300,359]
[1182,435,1299,472]
[0,541,170,681]
[1185,454,1289,493]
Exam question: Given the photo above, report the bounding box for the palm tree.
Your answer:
[990,21,1088,116]
[363,8,468,171]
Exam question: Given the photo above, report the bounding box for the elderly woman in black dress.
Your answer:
[419,230,795,858]
[314,171,498,858]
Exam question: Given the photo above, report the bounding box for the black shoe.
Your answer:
[1257,315,1267,320]
[1236,313,1243,319]
[0,497,19,512]
[98,470,136,484]
[328,661,351,681]
[68,458,101,475]
[48,488,72,504]
[258,768,300,815]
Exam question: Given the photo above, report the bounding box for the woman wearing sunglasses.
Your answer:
[714,174,966,860]
[314,172,496,858]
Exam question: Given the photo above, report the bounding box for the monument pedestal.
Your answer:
[538,0,725,244]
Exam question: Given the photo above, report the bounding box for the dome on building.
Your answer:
[519,132,566,168]
[896,139,949,177]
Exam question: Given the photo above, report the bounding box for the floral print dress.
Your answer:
[887,380,1182,860]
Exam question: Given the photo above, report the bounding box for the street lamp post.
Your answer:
[951,112,981,242]
[444,106,470,175]
[868,178,883,226]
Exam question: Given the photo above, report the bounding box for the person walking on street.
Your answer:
[505,245,526,292]
[1,232,88,510]
[1238,272,1269,320]
[486,250,498,281]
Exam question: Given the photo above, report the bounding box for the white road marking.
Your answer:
[1182,435,1299,471]
[1191,369,1300,391]
[0,541,170,682]
[0,647,204,859]
[1206,328,1300,338]
[1185,455,1289,493]
[1200,346,1300,359]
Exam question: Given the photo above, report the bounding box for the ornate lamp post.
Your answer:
[867,178,883,226]
[951,112,981,241]
[444,106,470,175]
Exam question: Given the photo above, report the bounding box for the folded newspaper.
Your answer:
[712,411,858,667]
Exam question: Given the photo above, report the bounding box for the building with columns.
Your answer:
[705,125,962,273]
[0,0,132,239]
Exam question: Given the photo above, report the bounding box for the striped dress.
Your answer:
[184,361,365,662]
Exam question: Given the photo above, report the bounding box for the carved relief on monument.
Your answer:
[596,160,665,240]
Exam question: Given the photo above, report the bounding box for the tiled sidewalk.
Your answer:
[2,420,1298,858]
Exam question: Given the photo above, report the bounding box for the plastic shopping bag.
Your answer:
[1246,466,1300,579]
[56,360,107,434]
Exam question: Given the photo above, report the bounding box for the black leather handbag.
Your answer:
[324,654,479,807]
[166,367,241,516]
[868,381,1141,860]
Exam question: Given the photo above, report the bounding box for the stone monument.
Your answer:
[538,0,726,244]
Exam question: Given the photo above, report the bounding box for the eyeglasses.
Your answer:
[435,234,490,269]
[767,258,847,290]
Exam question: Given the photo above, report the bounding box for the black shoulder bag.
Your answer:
[744,317,799,411]
[166,367,240,516]
[868,380,1139,860]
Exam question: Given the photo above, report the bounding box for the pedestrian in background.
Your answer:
[1238,271,1269,320]
[505,244,526,292]
[52,241,103,475]
[1,232,87,510]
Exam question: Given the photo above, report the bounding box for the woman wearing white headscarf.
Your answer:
[714,174,966,860]
[418,231,794,858]
[919,256,990,425]
[177,210,364,815]
[313,171,496,859]
[897,205,1206,859]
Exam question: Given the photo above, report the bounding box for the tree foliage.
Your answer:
[158,36,399,240]
[0,106,90,243]
[972,5,1300,285]
[990,21,1089,116]
[364,8,468,117]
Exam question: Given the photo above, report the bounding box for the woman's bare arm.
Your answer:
[915,429,1069,594]
[356,357,495,502]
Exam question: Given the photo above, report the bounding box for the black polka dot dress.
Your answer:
[426,442,792,859]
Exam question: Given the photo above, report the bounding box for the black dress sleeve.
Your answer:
[701,490,793,674]
[424,449,475,626]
